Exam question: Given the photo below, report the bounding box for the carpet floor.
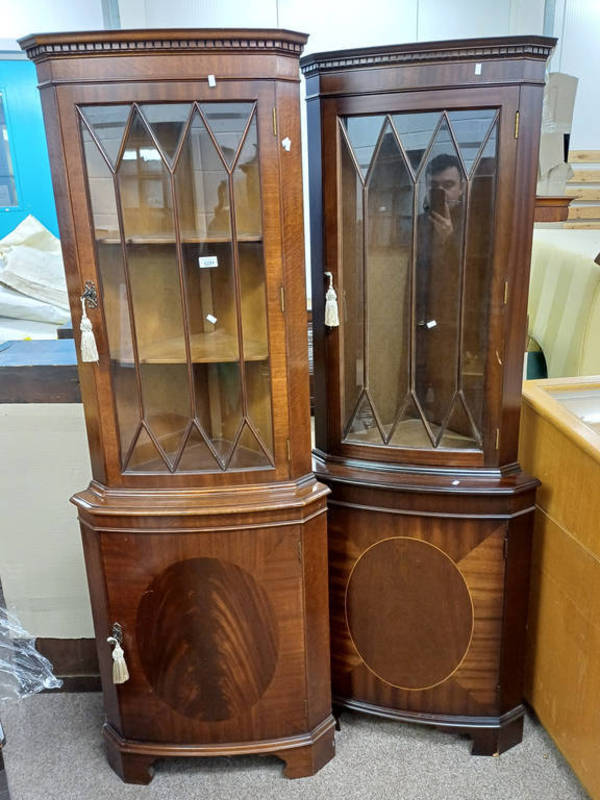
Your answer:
[0,693,589,800]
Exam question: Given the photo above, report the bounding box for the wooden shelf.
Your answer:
[96,234,263,245]
[345,418,477,449]
[128,437,269,472]
[117,329,268,364]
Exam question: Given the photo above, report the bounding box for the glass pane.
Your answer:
[233,114,262,238]
[81,122,119,240]
[193,363,243,467]
[343,115,386,178]
[363,120,412,441]
[200,102,254,168]
[177,425,220,471]
[80,122,140,465]
[415,116,466,440]
[0,93,18,206]
[340,130,364,432]
[448,110,496,175]
[391,112,440,175]
[128,426,166,471]
[229,423,270,469]
[126,242,191,467]
[549,388,600,435]
[346,393,381,442]
[176,109,231,241]
[462,120,498,442]
[240,242,273,456]
[80,104,130,168]
[139,103,192,166]
[119,109,174,240]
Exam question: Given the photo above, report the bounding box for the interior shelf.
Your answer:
[128,437,270,472]
[344,417,477,450]
[96,234,263,245]
[116,329,268,364]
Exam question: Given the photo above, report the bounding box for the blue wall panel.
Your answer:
[0,58,58,238]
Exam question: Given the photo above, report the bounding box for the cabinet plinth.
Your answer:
[302,35,554,753]
[23,28,333,782]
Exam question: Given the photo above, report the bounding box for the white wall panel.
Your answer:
[552,0,600,149]
[0,0,104,50]
[417,0,510,40]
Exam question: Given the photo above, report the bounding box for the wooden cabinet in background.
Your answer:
[301,35,555,755]
[21,28,334,784]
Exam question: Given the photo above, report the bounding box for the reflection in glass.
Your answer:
[344,116,385,178]
[193,362,243,467]
[176,110,231,241]
[240,242,272,459]
[415,117,466,442]
[340,109,499,451]
[391,112,440,175]
[234,116,262,238]
[79,101,274,472]
[340,131,365,433]
[80,120,139,466]
[365,121,412,439]
[120,110,174,240]
[80,104,130,168]
[448,109,496,174]
[462,119,498,439]
[200,103,254,168]
[140,103,191,166]
[0,93,18,206]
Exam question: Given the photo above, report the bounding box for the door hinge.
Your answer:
[495,428,501,450]
[503,535,509,560]
[503,281,509,305]
[280,285,286,313]
[297,537,303,562]
[272,107,278,137]
[514,111,520,139]
[286,437,291,461]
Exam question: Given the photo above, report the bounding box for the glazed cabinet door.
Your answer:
[319,87,520,468]
[57,83,289,485]
[96,526,307,744]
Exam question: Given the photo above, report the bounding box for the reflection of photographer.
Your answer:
[422,153,464,243]
[415,153,465,430]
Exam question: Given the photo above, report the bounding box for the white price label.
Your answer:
[198,256,218,269]
[206,314,217,325]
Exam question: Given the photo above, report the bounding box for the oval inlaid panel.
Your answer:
[136,557,279,721]
[346,537,473,690]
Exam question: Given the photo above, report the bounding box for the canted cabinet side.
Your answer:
[22,28,333,783]
[301,36,554,755]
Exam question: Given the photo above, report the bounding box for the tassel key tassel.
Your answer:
[107,636,130,685]
[324,271,340,328]
[80,294,99,363]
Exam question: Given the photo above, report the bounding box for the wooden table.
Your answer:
[520,376,600,799]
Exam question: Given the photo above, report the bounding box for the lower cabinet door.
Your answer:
[99,526,307,744]
[329,506,507,717]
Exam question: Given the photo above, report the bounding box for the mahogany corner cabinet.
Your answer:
[21,28,334,783]
[301,35,555,755]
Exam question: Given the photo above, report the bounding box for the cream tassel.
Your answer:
[80,296,99,363]
[107,636,130,684]
[324,271,340,328]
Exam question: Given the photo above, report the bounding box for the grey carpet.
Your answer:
[0,693,589,800]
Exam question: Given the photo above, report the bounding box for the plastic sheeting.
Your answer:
[0,607,62,703]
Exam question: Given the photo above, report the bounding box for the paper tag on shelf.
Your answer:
[426,320,437,329]
[198,256,218,269]
[206,314,217,325]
